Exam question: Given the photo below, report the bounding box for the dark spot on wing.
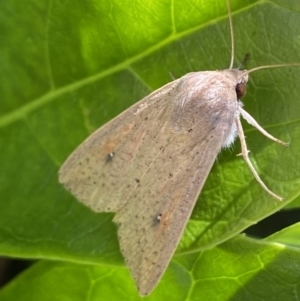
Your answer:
[105,152,115,163]
[153,213,162,226]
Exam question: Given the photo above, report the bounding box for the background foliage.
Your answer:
[1,0,300,300]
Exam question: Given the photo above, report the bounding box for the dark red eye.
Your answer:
[235,83,246,99]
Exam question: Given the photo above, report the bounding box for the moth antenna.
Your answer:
[226,0,235,69]
[244,63,300,75]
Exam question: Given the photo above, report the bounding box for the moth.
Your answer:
[59,0,298,296]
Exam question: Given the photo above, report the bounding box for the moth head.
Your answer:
[223,68,249,100]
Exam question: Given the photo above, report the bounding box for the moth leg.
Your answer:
[239,107,288,146]
[235,116,283,201]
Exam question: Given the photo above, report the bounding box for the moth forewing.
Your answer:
[59,80,178,212]
[111,71,241,295]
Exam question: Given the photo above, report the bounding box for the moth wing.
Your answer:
[59,79,179,212]
[113,72,237,295]
[114,133,223,295]
[59,71,237,295]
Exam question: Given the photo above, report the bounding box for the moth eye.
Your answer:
[235,82,247,99]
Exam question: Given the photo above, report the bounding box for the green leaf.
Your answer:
[1,227,300,300]
[265,222,300,247]
[1,0,300,299]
